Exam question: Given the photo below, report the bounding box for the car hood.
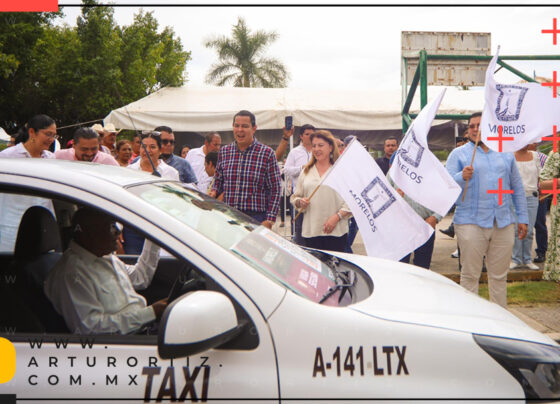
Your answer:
[335,253,556,345]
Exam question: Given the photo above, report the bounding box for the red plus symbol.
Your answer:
[542,71,560,97]
[542,178,559,206]
[487,125,514,152]
[487,178,514,206]
[542,125,560,153]
[542,18,560,45]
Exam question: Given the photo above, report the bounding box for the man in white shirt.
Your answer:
[45,208,168,335]
[283,124,315,245]
[186,132,222,193]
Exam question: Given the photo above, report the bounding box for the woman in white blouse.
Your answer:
[291,130,351,252]
[128,132,179,180]
[0,115,57,252]
[124,132,179,254]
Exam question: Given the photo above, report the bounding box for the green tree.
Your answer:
[0,12,59,130]
[119,10,189,102]
[0,1,190,135]
[204,17,289,88]
[28,25,83,124]
[76,1,123,120]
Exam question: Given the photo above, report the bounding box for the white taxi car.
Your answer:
[0,158,558,403]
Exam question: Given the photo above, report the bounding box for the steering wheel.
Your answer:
[167,264,205,303]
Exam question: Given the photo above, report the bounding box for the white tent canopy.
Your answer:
[104,86,485,132]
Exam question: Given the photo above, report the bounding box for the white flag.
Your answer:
[388,89,461,217]
[322,140,434,260]
[481,47,560,152]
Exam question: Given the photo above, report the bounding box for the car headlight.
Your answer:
[474,334,560,401]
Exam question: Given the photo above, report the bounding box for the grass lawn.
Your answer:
[479,281,560,305]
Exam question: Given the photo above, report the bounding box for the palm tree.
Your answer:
[204,17,289,88]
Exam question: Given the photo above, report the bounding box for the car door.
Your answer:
[0,180,281,403]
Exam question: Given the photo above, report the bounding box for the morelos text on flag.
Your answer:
[481,47,560,152]
[322,140,434,260]
[388,89,461,217]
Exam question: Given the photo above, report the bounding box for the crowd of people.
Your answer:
[0,110,558,333]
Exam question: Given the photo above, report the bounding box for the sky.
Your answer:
[57,2,560,91]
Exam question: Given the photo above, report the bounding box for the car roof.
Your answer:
[0,158,171,188]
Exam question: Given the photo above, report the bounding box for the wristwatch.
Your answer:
[336,212,343,220]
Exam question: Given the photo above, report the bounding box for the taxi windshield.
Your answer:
[129,182,351,306]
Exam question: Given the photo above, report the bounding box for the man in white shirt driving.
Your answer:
[45,207,168,334]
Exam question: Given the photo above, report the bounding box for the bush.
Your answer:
[433,149,450,161]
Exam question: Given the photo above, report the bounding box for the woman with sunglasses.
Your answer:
[123,132,179,254]
[0,115,57,251]
[127,132,179,180]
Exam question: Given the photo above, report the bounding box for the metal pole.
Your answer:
[497,60,538,83]
[401,57,409,133]
[402,64,420,115]
[402,61,421,134]
[410,113,471,120]
[454,121,459,144]
[426,54,560,61]
[419,50,428,109]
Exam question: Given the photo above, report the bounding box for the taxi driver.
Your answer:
[45,208,168,334]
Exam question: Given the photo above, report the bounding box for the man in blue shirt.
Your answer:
[446,112,528,308]
[155,126,197,185]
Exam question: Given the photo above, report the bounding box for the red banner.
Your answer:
[0,0,58,12]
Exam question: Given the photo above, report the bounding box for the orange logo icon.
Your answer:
[0,338,15,383]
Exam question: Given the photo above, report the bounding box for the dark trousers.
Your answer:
[279,193,293,223]
[399,232,436,269]
[534,198,549,256]
[344,218,358,253]
[241,210,267,224]
[303,234,348,253]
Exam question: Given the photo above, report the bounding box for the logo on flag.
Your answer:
[495,84,529,122]
[361,177,396,218]
[322,140,434,260]
[388,88,461,217]
[398,130,425,168]
[481,46,560,152]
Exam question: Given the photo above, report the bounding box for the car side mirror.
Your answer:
[157,290,244,359]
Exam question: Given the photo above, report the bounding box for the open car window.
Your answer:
[0,188,258,351]
[130,183,353,306]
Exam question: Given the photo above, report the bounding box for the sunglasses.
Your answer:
[162,139,175,145]
[109,222,123,236]
[140,131,161,139]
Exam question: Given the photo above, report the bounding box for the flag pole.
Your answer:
[293,183,321,221]
[461,130,480,202]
